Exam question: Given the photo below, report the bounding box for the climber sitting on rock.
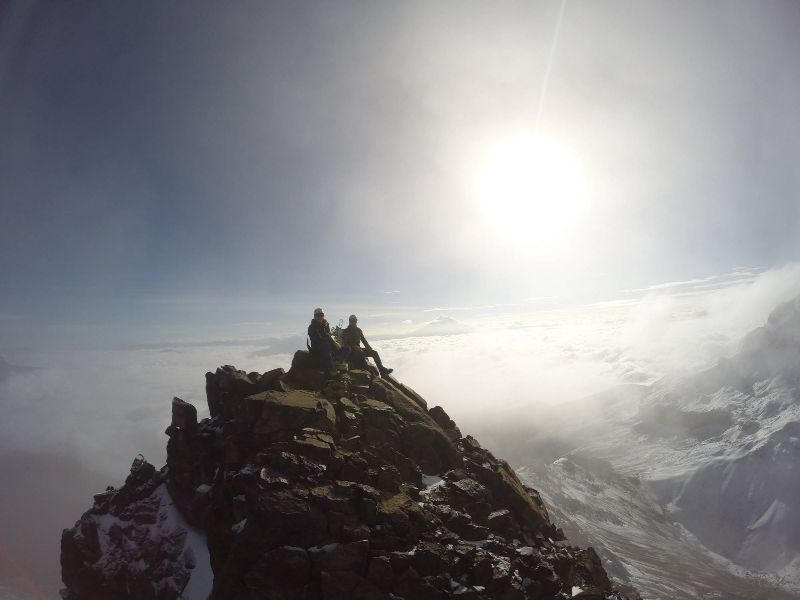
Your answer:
[343,314,393,377]
[308,307,350,376]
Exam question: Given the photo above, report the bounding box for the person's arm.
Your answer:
[360,330,372,351]
[324,321,340,348]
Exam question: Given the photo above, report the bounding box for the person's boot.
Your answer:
[379,367,393,377]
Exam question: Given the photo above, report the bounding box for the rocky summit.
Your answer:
[61,351,638,600]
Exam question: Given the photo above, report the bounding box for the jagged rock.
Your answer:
[429,405,462,441]
[61,362,636,600]
[383,375,428,411]
[171,397,198,434]
[257,367,286,391]
[286,350,329,389]
[487,508,515,534]
[576,547,612,591]
[244,545,310,596]
[206,365,260,418]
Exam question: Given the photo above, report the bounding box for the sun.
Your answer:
[476,135,586,242]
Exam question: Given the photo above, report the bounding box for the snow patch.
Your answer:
[91,484,212,600]
[422,474,444,488]
[159,486,212,600]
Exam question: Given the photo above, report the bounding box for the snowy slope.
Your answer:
[514,298,800,598]
[520,453,797,599]
[62,478,212,600]
[640,298,800,586]
[91,483,212,600]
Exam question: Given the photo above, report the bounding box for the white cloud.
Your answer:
[621,267,765,295]
[376,263,800,438]
[0,345,291,479]
[1,263,798,598]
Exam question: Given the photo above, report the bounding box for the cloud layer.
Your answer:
[1,263,799,598]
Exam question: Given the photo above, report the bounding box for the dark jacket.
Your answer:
[308,319,335,351]
[342,325,370,350]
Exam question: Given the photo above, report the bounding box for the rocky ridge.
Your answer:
[61,351,637,600]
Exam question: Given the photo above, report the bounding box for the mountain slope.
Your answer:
[61,354,633,600]
[508,298,800,598]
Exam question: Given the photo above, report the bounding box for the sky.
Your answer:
[1,0,800,352]
[2,1,800,598]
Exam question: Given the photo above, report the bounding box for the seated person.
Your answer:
[308,308,350,376]
[342,314,393,377]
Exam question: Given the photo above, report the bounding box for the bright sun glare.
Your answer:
[477,135,586,242]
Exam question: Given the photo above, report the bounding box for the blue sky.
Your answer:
[2,0,799,352]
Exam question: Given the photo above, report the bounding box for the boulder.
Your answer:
[286,350,329,389]
[429,405,462,441]
[248,390,337,440]
[257,367,287,391]
[170,397,197,434]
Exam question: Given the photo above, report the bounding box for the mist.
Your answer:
[2,264,799,597]
[2,1,800,597]
[3,1,800,352]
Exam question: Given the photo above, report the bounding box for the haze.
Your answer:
[1,1,799,599]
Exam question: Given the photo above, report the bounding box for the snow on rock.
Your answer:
[166,489,212,600]
[61,460,211,600]
[638,298,800,584]
[521,455,798,599]
[62,360,628,600]
[422,474,444,488]
[514,297,800,598]
[650,421,800,577]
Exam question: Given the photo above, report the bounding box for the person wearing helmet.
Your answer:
[308,308,350,376]
[342,314,393,377]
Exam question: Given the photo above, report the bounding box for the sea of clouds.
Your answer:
[1,262,800,599]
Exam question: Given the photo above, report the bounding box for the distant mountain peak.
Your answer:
[414,315,472,336]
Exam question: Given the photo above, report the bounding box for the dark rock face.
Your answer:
[62,352,636,600]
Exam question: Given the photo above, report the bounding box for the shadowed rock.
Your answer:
[61,362,638,600]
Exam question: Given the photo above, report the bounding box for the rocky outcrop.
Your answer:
[62,352,636,600]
